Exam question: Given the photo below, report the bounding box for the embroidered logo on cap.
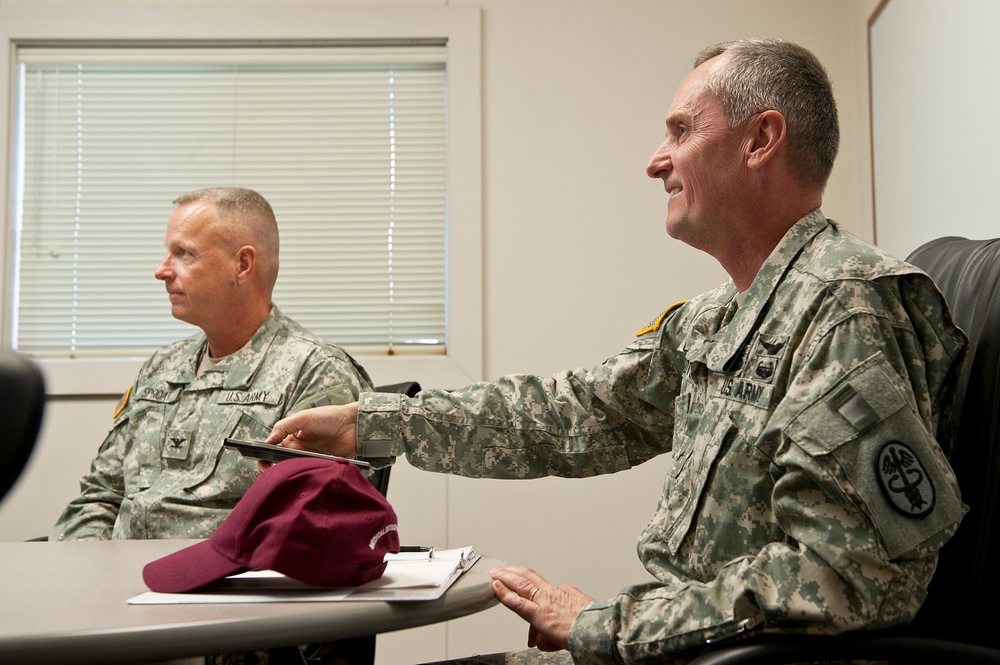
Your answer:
[876,441,935,518]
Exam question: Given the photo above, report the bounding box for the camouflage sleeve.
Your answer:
[569,308,966,664]
[284,346,374,415]
[355,334,681,476]
[49,410,129,541]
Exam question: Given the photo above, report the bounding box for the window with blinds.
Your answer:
[14,46,447,357]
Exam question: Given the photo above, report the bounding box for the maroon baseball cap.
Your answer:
[143,457,399,592]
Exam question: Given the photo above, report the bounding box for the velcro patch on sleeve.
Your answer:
[786,356,965,558]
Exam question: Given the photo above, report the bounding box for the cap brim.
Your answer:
[142,538,247,593]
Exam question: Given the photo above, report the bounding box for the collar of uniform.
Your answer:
[159,306,283,389]
[218,305,284,389]
[702,209,829,372]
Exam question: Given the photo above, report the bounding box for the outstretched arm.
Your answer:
[265,402,360,457]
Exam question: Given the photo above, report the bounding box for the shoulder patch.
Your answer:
[876,441,935,518]
[636,301,687,337]
[113,384,133,419]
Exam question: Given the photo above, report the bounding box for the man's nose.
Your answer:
[646,141,670,179]
[154,257,172,280]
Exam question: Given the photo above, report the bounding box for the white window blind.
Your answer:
[14,45,447,357]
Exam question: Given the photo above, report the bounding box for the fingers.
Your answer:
[264,404,360,458]
[265,413,306,445]
[490,566,549,630]
[490,565,593,653]
[491,565,548,599]
[491,579,538,617]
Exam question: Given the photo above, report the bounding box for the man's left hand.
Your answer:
[490,565,595,652]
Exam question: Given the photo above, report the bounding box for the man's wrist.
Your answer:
[355,392,405,460]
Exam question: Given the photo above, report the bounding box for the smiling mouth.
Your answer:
[668,187,682,198]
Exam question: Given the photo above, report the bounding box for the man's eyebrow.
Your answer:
[664,112,688,132]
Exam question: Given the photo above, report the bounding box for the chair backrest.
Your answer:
[367,381,421,497]
[906,237,1000,645]
[0,351,45,503]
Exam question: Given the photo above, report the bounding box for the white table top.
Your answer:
[0,539,500,664]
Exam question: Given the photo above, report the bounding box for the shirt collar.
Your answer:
[702,209,828,372]
[166,306,282,388]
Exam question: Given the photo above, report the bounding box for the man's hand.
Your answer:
[490,565,594,652]
[262,403,360,466]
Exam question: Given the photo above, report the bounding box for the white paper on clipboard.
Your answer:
[127,547,479,605]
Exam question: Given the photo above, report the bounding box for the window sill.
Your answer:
[37,353,480,397]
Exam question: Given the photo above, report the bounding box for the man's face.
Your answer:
[646,58,749,253]
[154,201,238,330]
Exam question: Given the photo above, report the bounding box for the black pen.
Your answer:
[400,545,435,559]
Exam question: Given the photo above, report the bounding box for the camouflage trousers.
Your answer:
[420,650,574,665]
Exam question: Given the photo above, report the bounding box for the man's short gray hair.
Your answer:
[173,187,280,287]
[695,38,839,190]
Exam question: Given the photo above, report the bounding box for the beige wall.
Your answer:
[0,1,883,663]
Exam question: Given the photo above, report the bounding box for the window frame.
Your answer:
[0,4,483,395]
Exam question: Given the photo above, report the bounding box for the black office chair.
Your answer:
[0,351,45,503]
[689,237,1000,665]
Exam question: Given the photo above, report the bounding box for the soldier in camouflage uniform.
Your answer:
[51,187,373,541]
[265,40,967,664]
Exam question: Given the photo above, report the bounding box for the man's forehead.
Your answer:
[665,84,717,126]
[664,60,716,122]
[165,202,217,243]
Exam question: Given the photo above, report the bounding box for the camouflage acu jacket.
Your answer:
[355,211,967,664]
[51,306,373,540]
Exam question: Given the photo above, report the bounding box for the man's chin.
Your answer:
[169,306,192,324]
[665,217,686,241]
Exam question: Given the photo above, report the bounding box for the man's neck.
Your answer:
[204,303,272,358]
[720,194,822,291]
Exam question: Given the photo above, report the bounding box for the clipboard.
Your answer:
[223,438,370,468]
[127,547,479,604]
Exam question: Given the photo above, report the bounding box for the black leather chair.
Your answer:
[0,351,45,503]
[689,237,1000,665]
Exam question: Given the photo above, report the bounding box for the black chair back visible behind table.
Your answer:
[0,351,45,503]
[689,237,1000,665]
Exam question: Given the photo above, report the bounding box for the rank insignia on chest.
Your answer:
[162,428,193,461]
[749,333,789,384]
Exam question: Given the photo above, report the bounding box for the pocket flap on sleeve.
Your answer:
[786,356,907,456]
[786,354,964,559]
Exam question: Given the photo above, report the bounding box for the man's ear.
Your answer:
[745,110,787,170]
[236,245,257,284]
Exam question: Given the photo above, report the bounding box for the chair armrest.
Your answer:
[689,633,1000,665]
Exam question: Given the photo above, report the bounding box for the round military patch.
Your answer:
[875,441,935,518]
